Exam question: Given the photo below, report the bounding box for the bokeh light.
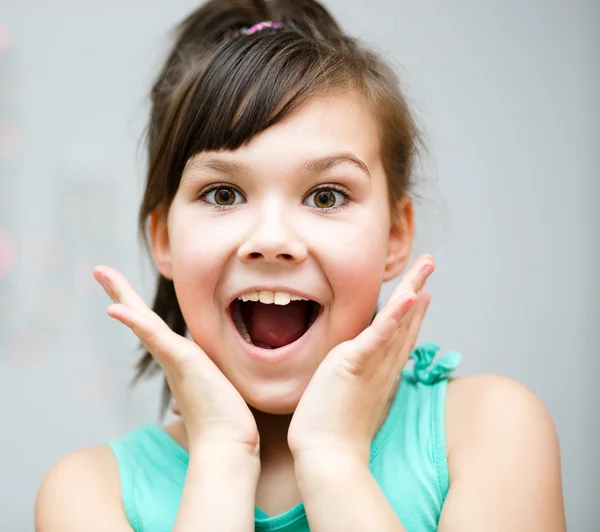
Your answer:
[11,329,51,369]
[0,229,14,277]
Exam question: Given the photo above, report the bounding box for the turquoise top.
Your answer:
[108,342,462,531]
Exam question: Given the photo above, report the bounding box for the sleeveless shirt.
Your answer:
[108,342,462,531]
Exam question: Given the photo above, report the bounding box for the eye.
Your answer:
[198,183,244,209]
[304,185,352,212]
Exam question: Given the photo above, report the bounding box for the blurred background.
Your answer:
[0,0,598,530]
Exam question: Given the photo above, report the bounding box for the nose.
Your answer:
[237,202,308,265]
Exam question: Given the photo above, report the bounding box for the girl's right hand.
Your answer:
[93,265,259,458]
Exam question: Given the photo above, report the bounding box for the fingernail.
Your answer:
[422,263,434,277]
[97,274,111,292]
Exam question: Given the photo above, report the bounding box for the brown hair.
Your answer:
[134,0,423,416]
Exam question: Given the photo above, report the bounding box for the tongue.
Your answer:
[244,301,311,349]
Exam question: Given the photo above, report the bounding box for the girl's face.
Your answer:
[151,91,413,414]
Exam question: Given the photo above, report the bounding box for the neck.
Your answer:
[251,408,294,461]
[166,377,401,462]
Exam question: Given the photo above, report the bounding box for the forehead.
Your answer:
[185,91,383,176]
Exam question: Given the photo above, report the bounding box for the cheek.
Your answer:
[168,206,239,289]
[321,214,389,343]
[167,219,230,346]
[329,259,384,345]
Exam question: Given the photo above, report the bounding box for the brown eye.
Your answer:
[199,184,243,209]
[305,186,350,212]
[214,187,236,205]
[314,190,335,209]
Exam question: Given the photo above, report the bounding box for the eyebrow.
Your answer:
[183,152,371,181]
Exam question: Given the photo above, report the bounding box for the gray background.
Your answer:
[0,0,598,530]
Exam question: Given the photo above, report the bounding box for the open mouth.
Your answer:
[230,298,322,350]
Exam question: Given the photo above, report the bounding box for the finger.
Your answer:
[380,286,420,329]
[94,265,160,324]
[403,291,430,355]
[94,265,147,309]
[380,287,423,362]
[392,291,431,374]
[107,302,194,371]
[346,291,418,364]
[389,255,434,303]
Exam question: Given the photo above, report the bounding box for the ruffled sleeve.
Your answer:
[407,342,462,384]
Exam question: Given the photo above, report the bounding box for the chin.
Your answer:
[239,380,305,415]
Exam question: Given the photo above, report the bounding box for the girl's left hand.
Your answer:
[287,255,434,463]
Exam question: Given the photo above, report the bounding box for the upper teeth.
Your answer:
[237,291,310,305]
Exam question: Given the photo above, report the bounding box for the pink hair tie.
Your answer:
[243,21,284,35]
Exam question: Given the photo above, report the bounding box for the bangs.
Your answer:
[159,29,360,194]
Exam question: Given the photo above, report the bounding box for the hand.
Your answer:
[287,255,434,463]
[93,266,259,457]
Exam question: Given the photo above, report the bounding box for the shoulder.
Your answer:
[446,373,556,430]
[441,375,565,525]
[35,446,132,531]
[445,374,559,458]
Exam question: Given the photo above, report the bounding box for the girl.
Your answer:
[35,1,566,530]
